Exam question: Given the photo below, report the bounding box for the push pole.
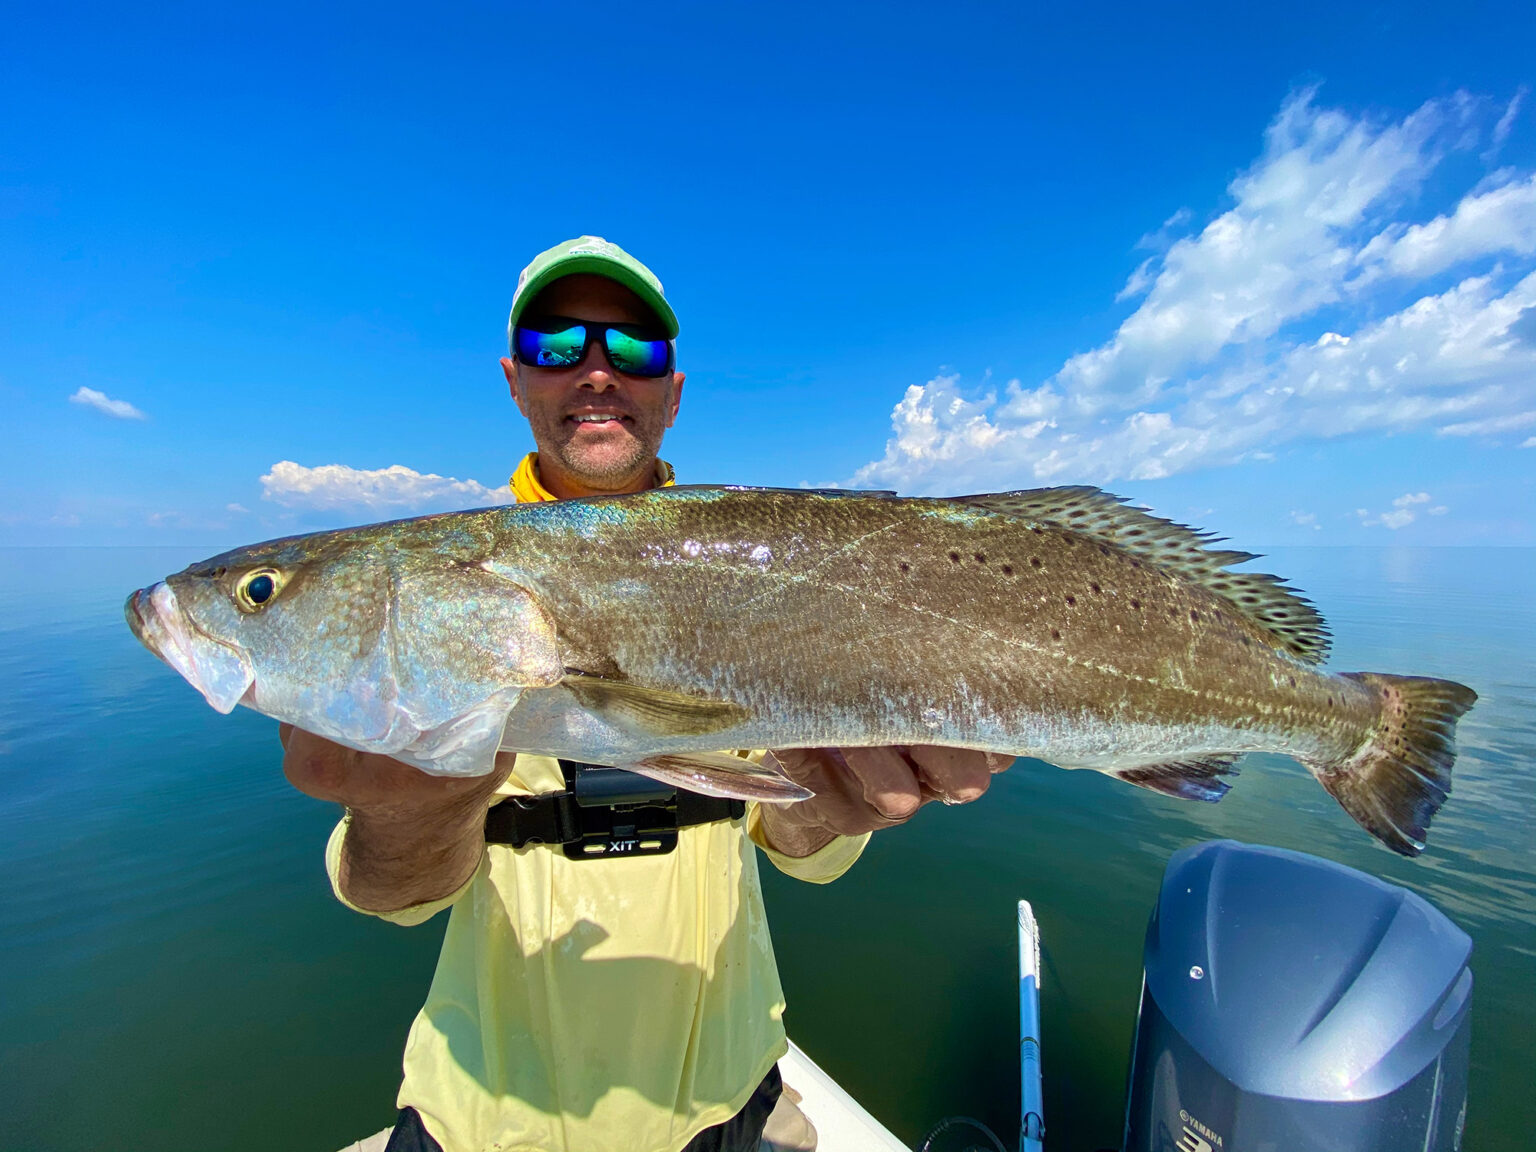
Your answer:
[1018,900,1045,1152]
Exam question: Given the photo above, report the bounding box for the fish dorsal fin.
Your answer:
[952,487,1331,664]
[659,484,899,499]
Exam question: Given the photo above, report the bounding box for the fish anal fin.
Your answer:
[624,751,814,803]
[561,674,749,737]
[1115,753,1242,803]
[1308,673,1477,857]
[950,487,1330,665]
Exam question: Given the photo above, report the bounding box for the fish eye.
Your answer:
[235,568,284,612]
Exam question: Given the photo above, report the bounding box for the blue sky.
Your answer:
[4,0,1534,549]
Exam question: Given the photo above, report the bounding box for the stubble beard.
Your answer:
[543,414,666,489]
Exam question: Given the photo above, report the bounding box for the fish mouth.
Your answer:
[124,581,255,714]
[125,588,157,655]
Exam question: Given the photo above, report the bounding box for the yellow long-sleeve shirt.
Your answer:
[326,454,868,1152]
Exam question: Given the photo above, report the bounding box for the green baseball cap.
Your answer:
[506,235,679,351]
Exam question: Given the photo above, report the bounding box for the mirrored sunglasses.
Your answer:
[514,316,674,379]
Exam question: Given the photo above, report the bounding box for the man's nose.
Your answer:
[576,340,617,390]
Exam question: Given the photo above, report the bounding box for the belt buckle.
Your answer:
[563,800,680,860]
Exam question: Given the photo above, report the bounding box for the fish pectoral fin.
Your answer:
[392,691,521,777]
[623,751,814,803]
[561,674,749,737]
[1113,754,1242,802]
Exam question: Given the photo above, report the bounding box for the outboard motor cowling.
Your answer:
[1122,840,1472,1152]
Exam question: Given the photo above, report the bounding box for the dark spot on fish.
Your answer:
[1127,529,1144,537]
[1326,696,1334,707]
[1213,611,1223,622]
[1001,564,1013,575]
[1051,629,1062,640]
[1130,598,1141,609]
[949,551,961,563]
[1190,610,1200,622]
[974,552,986,563]
[1287,675,1296,688]
[1030,557,1042,568]
[1090,582,1101,594]
[898,562,910,573]
[1031,527,1044,535]
[1065,594,1076,606]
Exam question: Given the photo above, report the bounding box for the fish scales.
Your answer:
[496,490,1361,761]
[125,485,1477,856]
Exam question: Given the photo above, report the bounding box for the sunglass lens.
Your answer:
[515,323,587,367]
[604,329,671,377]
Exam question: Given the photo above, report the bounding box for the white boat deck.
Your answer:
[778,1039,909,1151]
[336,1038,907,1151]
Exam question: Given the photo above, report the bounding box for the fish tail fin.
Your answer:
[1308,673,1477,857]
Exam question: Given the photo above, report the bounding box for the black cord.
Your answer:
[917,1115,1009,1152]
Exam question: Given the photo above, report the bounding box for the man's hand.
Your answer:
[281,724,513,913]
[756,745,1011,858]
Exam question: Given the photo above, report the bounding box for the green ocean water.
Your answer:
[0,546,1531,1151]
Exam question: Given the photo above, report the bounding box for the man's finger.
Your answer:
[907,745,994,804]
[840,746,923,822]
[762,748,824,789]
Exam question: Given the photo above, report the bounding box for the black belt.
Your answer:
[484,759,746,860]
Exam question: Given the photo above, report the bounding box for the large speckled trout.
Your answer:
[125,485,1476,856]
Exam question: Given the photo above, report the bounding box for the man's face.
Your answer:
[501,273,684,499]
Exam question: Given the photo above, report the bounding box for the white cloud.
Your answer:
[1355,172,1536,282]
[1438,410,1536,437]
[1489,88,1525,155]
[1357,491,1445,530]
[1289,510,1321,530]
[69,386,145,420]
[260,461,516,513]
[853,90,1536,494]
[1116,258,1156,302]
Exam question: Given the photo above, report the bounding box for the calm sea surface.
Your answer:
[1,547,1532,1151]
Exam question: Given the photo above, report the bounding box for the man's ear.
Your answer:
[665,371,684,428]
[501,357,529,417]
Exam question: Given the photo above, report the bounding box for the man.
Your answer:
[284,237,1005,1152]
